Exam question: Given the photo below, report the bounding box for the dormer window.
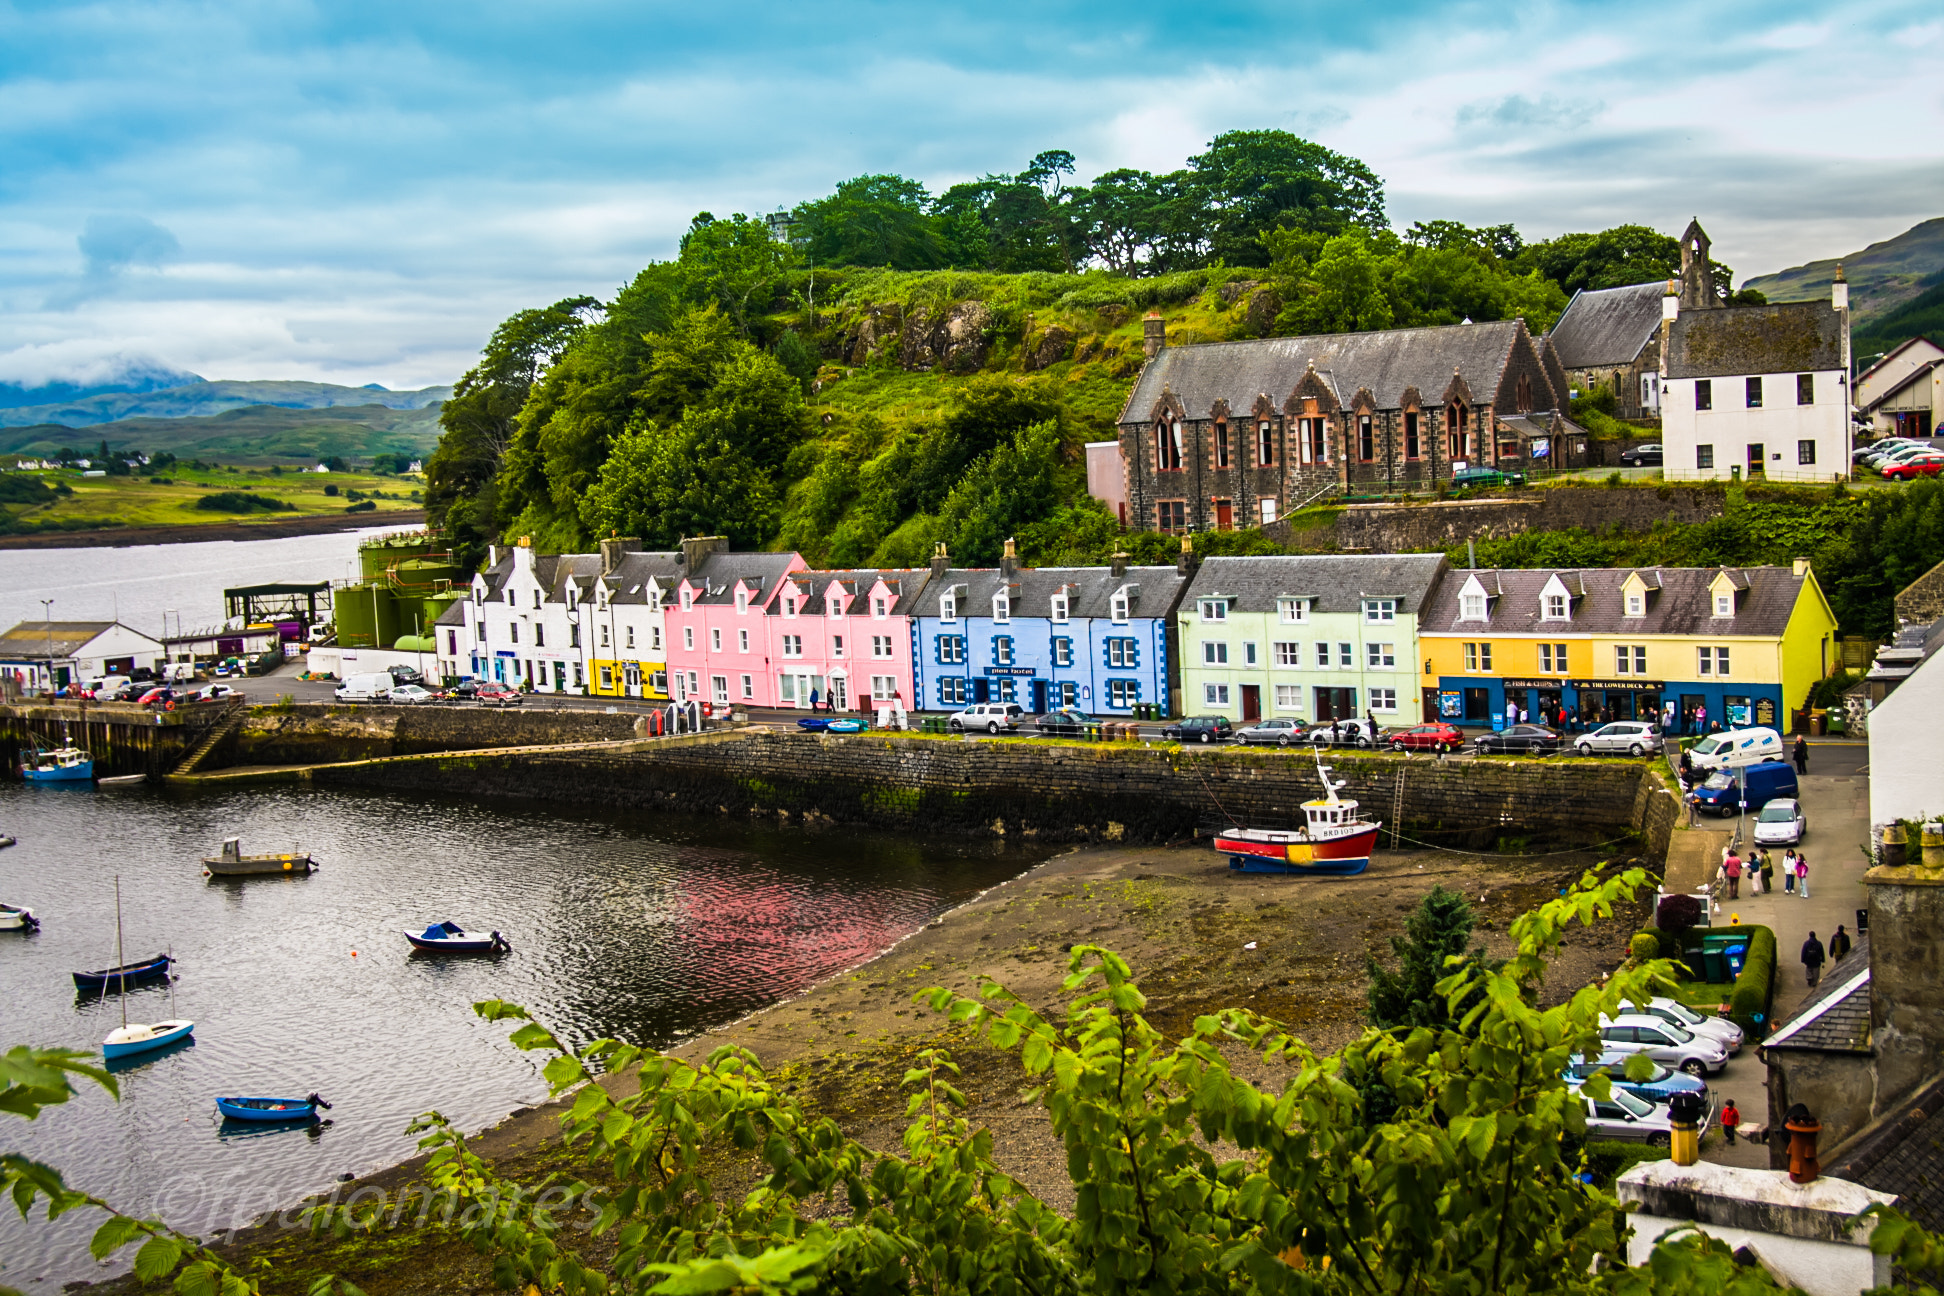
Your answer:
[1545,594,1567,620]
[873,597,888,618]
[784,596,798,617]
[1111,593,1130,622]
[1199,599,1227,621]
[940,593,957,622]
[1714,593,1734,617]
[1278,597,1310,624]
[1363,599,1396,624]
[1460,593,1486,621]
[993,594,1010,624]
[1625,593,1644,617]
[1050,594,1069,624]
[681,588,693,611]
[736,588,748,613]
[828,594,843,618]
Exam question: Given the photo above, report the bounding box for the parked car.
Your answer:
[474,683,523,708]
[444,679,482,700]
[1235,718,1305,746]
[1388,722,1465,753]
[1474,723,1562,755]
[1751,796,1807,845]
[1881,454,1944,481]
[195,684,238,702]
[1868,444,1941,472]
[135,687,178,707]
[1161,715,1234,744]
[1614,998,1743,1054]
[388,684,436,705]
[1598,1013,1729,1076]
[1575,721,1661,757]
[1619,444,1664,466]
[1690,760,1798,816]
[1031,708,1098,738]
[1574,1086,1683,1146]
[1451,466,1524,489]
[1305,718,1377,748]
[948,702,1024,734]
[1565,1052,1709,1106]
[387,665,427,687]
[1687,726,1783,771]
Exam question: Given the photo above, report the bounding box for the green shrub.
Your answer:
[1727,924,1777,1035]
[194,491,297,513]
[345,500,377,513]
[1582,1138,1666,1188]
[1630,932,1659,963]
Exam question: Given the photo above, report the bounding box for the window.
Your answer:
[940,593,957,621]
[1307,418,1329,462]
[873,597,888,618]
[1202,641,1228,665]
[1709,646,1730,676]
[599,665,613,689]
[1275,684,1302,711]
[827,595,843,618]
[600,624,610,648]
[738,628,749,652]
[710,627,722,651]
[625,625,635,650]
[1696,444,1715,470]
[783,596,798,617]
[736,588,748,612]
[937,635,965,664]
[1278,598,1310,624]
[1259,497,1278,524]
[1797,373,1815,405]
[832,635,845,657]
[1404,411,1420,460]
[1367,642,1396,669]
[1258,421,1275,466]
[1746,376,1763,408]
[741,674,754,699]
[1625,592,1644,617]
[534,624,545,648]
[687,670,699,697]
[510,623,519,644]
[1108,679,1140,707]
[1157,500,1187,533]
[681,588,693,611]
[1358,415,1374,461]
[1460,592,1487,620]
[1110,592,1130,622]
[1199,598,1227,621]
[939,677,970,706]
[872,635,893,658]
[712,675,729,704]
[533,590,542,610]
[1538,643,1568,673]
[1363,599,1396,624]
[1204,682,1231,706]
[1214,421,1229,468]
[1244,642,1258,667]
[569,623,580,649]
[994,636,1013,665]
[1615,645,1647,675]
[446,629,458,655]
[1338,643,1353,668]
[1050,594,1069,623]
[1316,642,1331,668]
[1463,642,1493,672]
[651,626,662,651]
[1544,594,1567,620]
[781,634,803,657]
[1714,592,1734,617]
[1053,637,1074,667]
[572,662,583,687]
[1369,688,1397,712]
[1798,439,1816,465]
[1274,641,1302,667]
[871,675,896,700]
[1156,420,1183,471]
[993,594,1010,623]
[995,679,1017,702]
[1695,380,1712,411]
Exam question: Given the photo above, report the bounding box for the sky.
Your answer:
[0,0,1939,392]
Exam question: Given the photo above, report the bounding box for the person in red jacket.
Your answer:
[1720,1099,1741,1145]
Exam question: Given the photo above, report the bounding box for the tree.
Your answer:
[772,330,819,395]
[581,407,779,549]
[1276,230,1396,333]
[1366,885,1491,1033]
[677,212,795,336]
[904,375,1065,513]
[1187,129,1387,265]
[1519,225,1741,300]
[935,418,1064,564]
[789,174,947,270]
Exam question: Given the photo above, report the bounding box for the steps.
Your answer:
[172,699,247,776]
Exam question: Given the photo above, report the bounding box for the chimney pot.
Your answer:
[1784,1104,1822,1184]
[1142,310,1166,361]
[1000,537,1017,578]
[1110,549,1128,578]
[929,542,950,580]
[1792,556,1811,578]
[1925,822,1944,869]
[1832,264,1849,313]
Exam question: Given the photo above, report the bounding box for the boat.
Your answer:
[97,773,148,788]
[22,746,94,783]
[202,838,315,877]
[96,880,194,1059]
[825,718,866,734]
[1213,753,1382,877]
[404,921,510,954]
[73,952,173,990]
[796,717,832,731]
[216,1093,331,1123]
[0,902,38,931]
[0,834,15,848]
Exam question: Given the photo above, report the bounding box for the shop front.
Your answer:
[1567,678,1664,726]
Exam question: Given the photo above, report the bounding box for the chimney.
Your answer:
[1792,556,1811,578]
[1176,533,1196,577]
[512,536,534,572]
[601,536,641,576]
[1142,310,1166,361]
[1832,264,1849,313]
[1926,822,1944,868]
[1784,1105,1822,1184]
[1001,536,1017,579]
[679,535,728,571]
[487,544,498,567]
[1110,549,1129,579]
[1662,279,1680,324]
[1865,849,1944,1115]
[929,542,950,580]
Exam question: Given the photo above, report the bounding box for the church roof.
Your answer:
[1547,282,1668,370]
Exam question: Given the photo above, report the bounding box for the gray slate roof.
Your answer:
[767,569,932,618]
[594,551,685,606]
[1826,1069,1944,1232]
[1764,936,1870,1053]
[1419,566,1811,638]
[1182,554,1449,616]
[1119,321,1527,424]
[434,600,467,627]
[683,552,802,607]
[911,566,1190,621]
[1547,282,1668,370]
[1665,301,1843,378]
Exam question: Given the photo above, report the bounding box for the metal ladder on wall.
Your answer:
[1390,769,1405,850]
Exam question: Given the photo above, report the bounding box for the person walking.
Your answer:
[1505,698,1518,730]
[1721,1099,1742,1145]
[1795,853,1810,899]
[1802,931,1826,986]
[1365,710,1378,741]
[1793,734,1809,775]
[1782,848,1798,895]
[1723,848,1742,899]
[1758,849,1775,896]
[1830,924,1852,962]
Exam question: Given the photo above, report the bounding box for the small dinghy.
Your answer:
[203,838,315,877]
[97,773,147,788]
[404,921,510,954]
[796,717,832,732]
[104,1020,195,1059]
[73,952,172,990]
[825,718,866,734]
[217,1093,331,1123]
[1,903,39,932]
[0,833,15,849]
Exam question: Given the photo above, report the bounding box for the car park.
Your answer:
[1451,466,1524,488]
[474,683,522,707]
[1690,759,1798,816]
[1598,1013,1729,1076]
[1304,718,1378,748]
[1565,1052,1709,1106]
[388,684,436,705]
[1614,998,1743,1054]
[1619,444,1664,466]
[1868,444,1940,471]
[1161,715,1233,744]
[1574,1086,1684,1147]
[1388,722,1465,753]
[1473,723,1562,755]
[948,702,1024,734]
[1752,796,1807,845]
[1031,708,1098,738]
[1235,718,1304,746]
[1575,721,1661,757]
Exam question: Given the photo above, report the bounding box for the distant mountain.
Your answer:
[0,360,203,411]
[0,403,444,463]
[0,379,452,429]
[1744,217,1944,327]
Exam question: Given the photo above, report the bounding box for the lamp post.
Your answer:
[40,598,54,692]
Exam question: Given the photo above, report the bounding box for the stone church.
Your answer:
[1113,313,1572,534]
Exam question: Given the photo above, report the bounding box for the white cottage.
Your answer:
[0,620,165,691]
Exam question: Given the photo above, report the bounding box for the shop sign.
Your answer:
[1567,679,1664,691]
[1754,698,1776,726]
[983,666,1039,677]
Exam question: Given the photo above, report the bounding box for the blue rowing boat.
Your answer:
[403,921,510,954]
[74,952,173,990]
[216,1094,330,1122]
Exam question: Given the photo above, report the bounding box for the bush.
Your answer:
[1656,892,1702,936]
[0,475,57,505]
[1629,932,1659,963]
[323,483,339,497]
[345,500,377,513]
[1582,1138,1666,1188]
[193,491,297,513]
[1728,923,1777,1035]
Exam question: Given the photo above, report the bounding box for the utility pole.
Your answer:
[40,599,54,692]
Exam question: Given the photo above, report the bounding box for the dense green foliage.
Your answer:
[0,406,442,466]
[1364,886,1492,1033]
[1726,925,1778,1037]
[1855,273,1944,364]
[193,491,298,513]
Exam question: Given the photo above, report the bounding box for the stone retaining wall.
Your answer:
[1269,485,1732,555]
[232,703,643,766]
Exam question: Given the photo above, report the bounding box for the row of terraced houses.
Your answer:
[431,536,1842,731]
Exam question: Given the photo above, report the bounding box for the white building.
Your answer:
[1856,335,1943,440]
[0,621,165,691]
[1866,614,1944,827]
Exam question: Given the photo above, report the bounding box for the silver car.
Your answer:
[1575,721,1661,758]
[1598,1013,1729,1076]
[947,702,1024,735]
[1752,797,1807,846]
[1573,1085,1702,1147]
[1616,997,1743,1054]
[1235,718,1304,747]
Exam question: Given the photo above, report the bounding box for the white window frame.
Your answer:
[1204,682,1230,706]
[1274,641,1301,667]
[1625,593,1644,617]
[1202,641,1228,665]
[993,594,1010,624]
[873,597,889,619]
[1050,594,1069,624]
[1363,599,1397,624]
[1369,687,1398,712]
[1544,594,1567,620]
[940,594,958,622]
[1277,598,1310,624]
[1199,598,1228,621]
[1338,643,1354,668]
[1274,684,1302,712]
[1110,594,1129,622]
[741,674,754,699]
[1714,593,1734,617]
[710,627,722,652]
[1460,593,1486,621]
[1367,643,1396,670]
[832,635,845,658]
[738,628,749,653]
[782,634,803,658]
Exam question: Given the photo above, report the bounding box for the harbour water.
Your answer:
[0,778,1045,1292]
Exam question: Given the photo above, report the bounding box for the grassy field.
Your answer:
[1,464,423,532]
[0,403,443,464]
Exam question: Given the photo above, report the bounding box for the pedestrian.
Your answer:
[1830,924,1852,962]
[1365,710,1377,739]
[1802,931,1826,986]
[1505,698,1518,730]
[1721,1099,1742,1145]
[1696,703,1708,732]
[1793,734,1809,775]
[1519,705,1529,724]
[1795,853,1810,899]
[1723,848,1742,899]
[1331,717,1341,746]
[1759,849,1775,896]
[1679,749,1694,783]
[1782,848,1798,894]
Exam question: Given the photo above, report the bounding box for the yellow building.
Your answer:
[1418,561,1837,732]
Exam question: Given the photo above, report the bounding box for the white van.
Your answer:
[1688,726,1783,771]
[88,675,131,699]
[334,672,394,702]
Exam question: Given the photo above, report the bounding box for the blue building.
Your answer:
[909,544,1194,715]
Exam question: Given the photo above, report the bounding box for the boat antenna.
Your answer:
[114,875,127,1029]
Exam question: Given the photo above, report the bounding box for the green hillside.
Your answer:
[1743,216,1944,327]
[0,403,442,464]
[0,378,451,429]
[1855,274,1944,361]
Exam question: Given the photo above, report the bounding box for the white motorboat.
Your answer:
[0,903,37,931]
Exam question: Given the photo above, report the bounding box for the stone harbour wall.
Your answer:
[233,703,643,766]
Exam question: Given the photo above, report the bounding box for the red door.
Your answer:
[1241,684,1261,722]
[1215,499,1234,531]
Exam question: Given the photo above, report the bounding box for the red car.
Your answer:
[474,683,522,708]
[1881,455,1944,481]
[1388,722,1465,753]
[136,687,178,707]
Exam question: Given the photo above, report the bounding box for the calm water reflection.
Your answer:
[0,780,1043,1292]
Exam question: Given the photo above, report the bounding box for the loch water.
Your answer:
[0,779,1045,1292]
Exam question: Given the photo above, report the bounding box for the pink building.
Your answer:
[761,568,928,711]
[663,548,806,709]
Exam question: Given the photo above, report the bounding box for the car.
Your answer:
[1687,726,1783,771]
[1881,454,1944,481]
[1614,998,1743,1054]
[474,683,523,708]
[1574,1086,1687,1147]
[388,684,436,705]
[1869,444,1941,470]
[1031,708,1099,738]
[1598,1013,1729,1076]
[1388,722,1465,753]
[195,684,238,702]
[1451,466,1524,489]
[1690,760,1798,816]
[948,702,1024,735]
[1304,718,1377,748]
[1474,723,1562,755]
[1235,718,1305,746]
[1575,721,1661,757]
[1752,796,1807,845]
[1619,444,1664,466]
[1565,1052,1709,1106]
[135,686,178,707]
[444,679,482,700]
[387,665,427,687]
[1161,715,1234,744]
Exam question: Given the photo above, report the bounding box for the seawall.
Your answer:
[228,702,644,766]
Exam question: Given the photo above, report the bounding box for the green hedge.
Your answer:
[1582,1139,1667,1188]
[1728,925,1777,1036]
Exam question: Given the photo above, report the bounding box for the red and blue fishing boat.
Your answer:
[217,1093,331,1122]
[404,921,510,954]
[1213,754,1381,877]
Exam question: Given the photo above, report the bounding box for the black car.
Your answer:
[1619,443,1664,466]
[444,679,482,700]
[388,664,426,687]
[1161,715,1233,744]
[1475,723,1563,755]
[1032,708,1099,738]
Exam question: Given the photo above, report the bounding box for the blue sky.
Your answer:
[0,0,1938,390]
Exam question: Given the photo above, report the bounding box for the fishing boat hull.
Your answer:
[73,953,173,990]
[0,904,38,931]
[1216,824,1380,876]
[103,1020,195,1059]
[23,763,93,783]
[216,1096,325,1122]
[203,853,315,877]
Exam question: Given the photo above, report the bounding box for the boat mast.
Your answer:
[114,875,127,1029]
[167,944,177,1020]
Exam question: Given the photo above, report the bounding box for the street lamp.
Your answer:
[40,598,54,692]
